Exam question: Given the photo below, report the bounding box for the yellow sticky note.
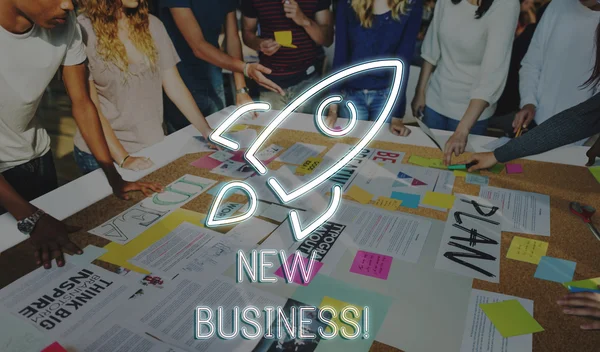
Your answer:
[320,296,362,333]
[454,170,467,177]
[274,31,297,48]
[421,191,455,209]
[428,159,447,169]
[98,208,206,274]
[408,155,431,167]
[506,236,549,264]
[562,277,600,290]
[296,157,322,175]
[230,124,247,132]
[374,196,402,211]
[346,185,373,204]
[479,300,544,338]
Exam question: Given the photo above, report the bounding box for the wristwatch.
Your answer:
[17,209,46,235]
[236,87,250,95]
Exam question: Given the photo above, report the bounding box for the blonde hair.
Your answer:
[79,0,158,73]
[351,0,411,28]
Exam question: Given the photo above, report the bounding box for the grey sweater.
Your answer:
[494,93,600,163]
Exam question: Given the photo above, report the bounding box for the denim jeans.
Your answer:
[259,74,321,114]
[0,151,58,215]
[164,67,226,134]
[423,106,489,135]
[339,89,394,122]
[74,146,101,175]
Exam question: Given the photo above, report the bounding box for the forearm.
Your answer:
[494,93,600,162]
[242,30,263,53]
[226,36,247,90]
[302,19,333,47]
[416,60,434,95]
[0,175,37,220]
[163,71,212,135]
[192,41,245,74]
[455,99,489,132]
[96,110,128,164]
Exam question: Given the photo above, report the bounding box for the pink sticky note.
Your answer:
[274,254,323,286]
[190,154,224,169]
[506,163,523,174]
[349,250,393,280]
[42,342,68,352]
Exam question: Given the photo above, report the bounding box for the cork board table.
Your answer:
[1,123,599,352]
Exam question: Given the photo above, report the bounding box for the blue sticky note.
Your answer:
[391,192,420,208]
[66,245,108,266]
[534,256,576,283]
[292,274,392,352]
[465,174,489,186]
[207,182,223,196]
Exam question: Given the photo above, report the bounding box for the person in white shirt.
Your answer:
[411,0,519,165]
[512,0,600,136]
[0,0,162,269]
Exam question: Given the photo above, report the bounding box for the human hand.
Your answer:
[390,117,411,137]
[236,92,259,119]
[558,290,600,330]
[121,156,154,172]
[586,137,600,166]
[29,214,82,269]
[325,105,338,128]
[110,178,164,200]
[513,104,536,133]
[466,152,498,172]
[283,0,310,27]
[444,129,469,165]
[259,39,281,57]
[411,91,426,117]
[246,62,284,95]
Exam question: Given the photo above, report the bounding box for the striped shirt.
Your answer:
[242,0,330,87]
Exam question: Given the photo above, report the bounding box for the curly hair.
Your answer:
[351,0,412,28]
[79,0,158,73]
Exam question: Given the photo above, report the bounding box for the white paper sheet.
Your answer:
[0,263,137,340]
[434,195,503,283]
[123,276,285,352]
[224,129,257,149]
[0,307,52,352]
[178,136,214,156]
[460,289,533,352]
[275,142,327,165]
[333,203,432,263]
[260,203,291,222]
[479,186,551,236]
[89,175,217,244]
[482,137,512,151]
[224,217,279,246]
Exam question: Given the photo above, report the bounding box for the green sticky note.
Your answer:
[409,155,431,167]
[562,277,600,290]
[479,300,544,338]
[428,159,447,169]
[489,163,505,174]
[590,167,600,184]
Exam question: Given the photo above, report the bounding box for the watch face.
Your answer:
[17,220,34,235]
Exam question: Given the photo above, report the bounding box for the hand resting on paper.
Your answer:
[466,152,498,172]
[30,214,82,269]
[558,289,600,330]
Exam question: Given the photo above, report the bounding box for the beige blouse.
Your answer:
[74,14,180,155]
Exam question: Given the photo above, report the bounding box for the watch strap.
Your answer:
[236,87,250,95]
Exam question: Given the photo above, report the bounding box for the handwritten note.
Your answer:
[466,174,489,186]
[347,185,374,204]
[350,250,393,280]
[274,31,297,48]
[374,196,402,211]
[428,159,447,169]
[296,157,322,175]
[506,236,548,264]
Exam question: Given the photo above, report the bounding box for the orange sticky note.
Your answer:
[346,185,373,204]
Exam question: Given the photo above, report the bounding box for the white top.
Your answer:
[0,12,86,173]
[520,0,600,125]
[421,0,519,121]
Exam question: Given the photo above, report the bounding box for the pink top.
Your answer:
[74,14,180,154]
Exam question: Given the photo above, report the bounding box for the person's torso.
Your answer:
[160,0,235,89]
[75,15,166,154]
[533,0,600,124]
[251,0,326,76]
[0,20,75,171]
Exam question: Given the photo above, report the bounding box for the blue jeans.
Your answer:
[164,67,226,134]
[339,89,399,122]
[422,106,488,135]
[74,146,101,175]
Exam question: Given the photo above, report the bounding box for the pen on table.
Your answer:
[567,286,600,294]
[448,162,477,170]
[515,125,523,138]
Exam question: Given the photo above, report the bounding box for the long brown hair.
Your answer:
[79,0,158,73]
[351,0,412,28]
[582,21,600,89]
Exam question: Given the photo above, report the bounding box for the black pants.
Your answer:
[0,151,58,215]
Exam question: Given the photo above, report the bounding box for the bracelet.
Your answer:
[243,62,250,79]
[119,154,130,168]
